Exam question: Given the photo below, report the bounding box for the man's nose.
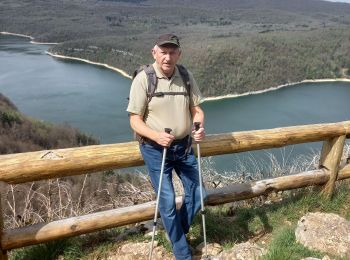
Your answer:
[164,54,171,60]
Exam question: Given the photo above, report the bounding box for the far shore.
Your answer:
[2,31,350,101]
[46,52,132,79]
[203,78,350,102]
[1,31,131,78]
[0,31,58,45]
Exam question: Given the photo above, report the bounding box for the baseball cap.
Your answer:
[156,33,180,47]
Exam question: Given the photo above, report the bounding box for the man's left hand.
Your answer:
[192,127,205,142]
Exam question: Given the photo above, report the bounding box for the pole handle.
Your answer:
[164,128,172,134]
[194,122,201,131]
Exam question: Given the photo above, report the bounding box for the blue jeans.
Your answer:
[140,140,207,260]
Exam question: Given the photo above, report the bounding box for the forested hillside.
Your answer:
[1,0,350,96]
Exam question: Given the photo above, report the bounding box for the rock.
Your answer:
[295,212,350,258]
[141,219,164,232]
[142,219,164,238]
[113,225,145,242]
[213,241,266,260]
[194,242,223,258]
[107,241,174,260]
[138,221,154,233]
[301,256,332,260]
[144,230,156,238]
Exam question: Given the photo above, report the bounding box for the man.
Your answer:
[127,33,207,259]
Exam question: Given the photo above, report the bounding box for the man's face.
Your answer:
[152,45,181,77]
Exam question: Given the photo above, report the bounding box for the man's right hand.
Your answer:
[130,114,174,147]
[156,131,174,147]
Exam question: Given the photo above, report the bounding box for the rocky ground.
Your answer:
[100,212,350,260]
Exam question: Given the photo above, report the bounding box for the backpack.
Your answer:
[132,64,191,105]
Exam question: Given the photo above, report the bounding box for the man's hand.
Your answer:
[192,125,205,142]
[156,131,175,147]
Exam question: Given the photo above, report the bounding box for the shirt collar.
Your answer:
[153,62,180,79]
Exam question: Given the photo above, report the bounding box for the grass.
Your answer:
[10,238,83,260]
[9,227,129,260]
[262,226,324,260]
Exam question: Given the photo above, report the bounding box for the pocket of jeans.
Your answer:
[141,142,162,151]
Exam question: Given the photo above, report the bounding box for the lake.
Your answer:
[1,35,350,174]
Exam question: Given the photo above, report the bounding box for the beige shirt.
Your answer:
[127,63,203,139]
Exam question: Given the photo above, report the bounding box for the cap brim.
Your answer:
[157,41,179,47]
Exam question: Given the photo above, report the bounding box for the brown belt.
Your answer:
[141,135,190,146]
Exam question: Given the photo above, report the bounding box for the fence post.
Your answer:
[319,135,346,198]
[0,182,8,260]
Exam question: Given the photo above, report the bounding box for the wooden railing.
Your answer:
[0,121,350,259]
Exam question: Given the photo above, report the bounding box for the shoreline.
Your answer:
[0,31,58,45]
[46,52,132,79]
[1,31,132,79]
[2,31,350,100]
[203,78,350,102]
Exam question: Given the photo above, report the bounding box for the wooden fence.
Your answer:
[0,121,350,259]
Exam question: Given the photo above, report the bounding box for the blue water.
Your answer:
[1,35,350,173]
[0,35,131,144]
[202,83,350,173]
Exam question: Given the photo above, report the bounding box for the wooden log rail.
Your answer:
[0,121,350,184]
[320,136,346,196]
[0,121,350,253]
[1,165,350,251]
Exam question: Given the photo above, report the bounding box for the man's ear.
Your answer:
[151,48,156,59]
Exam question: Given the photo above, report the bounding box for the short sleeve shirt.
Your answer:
[127,63,203,139]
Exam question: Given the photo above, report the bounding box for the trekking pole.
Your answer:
[194,122,209,259]
[149,128,172,260]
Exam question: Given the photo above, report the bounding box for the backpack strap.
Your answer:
[152,91,188,97]
[132,66,144,79]
[132,64,158,104]
[176,64,193,157]
[176,64,191,100]
[143,64,158,104]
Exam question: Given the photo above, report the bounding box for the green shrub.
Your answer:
[1,110,22,126]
